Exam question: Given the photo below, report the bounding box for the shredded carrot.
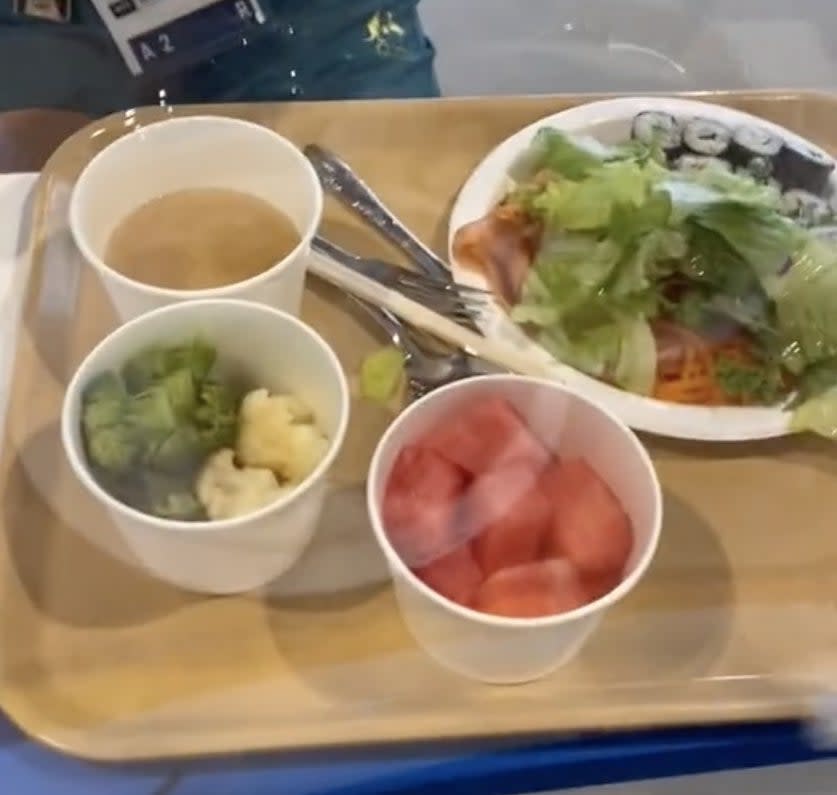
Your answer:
[651,321,758,406]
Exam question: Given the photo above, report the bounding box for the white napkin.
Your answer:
[0,173,39,424]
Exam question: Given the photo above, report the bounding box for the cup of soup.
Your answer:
[69,116,323,321]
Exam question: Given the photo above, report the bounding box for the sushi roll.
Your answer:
[775,141,835,195]
[729,125,783,170]
[741,155,774,182]
[683,117,731,158]
[631,111,682,159]
[781,189,832,226]
[675,154,732,176]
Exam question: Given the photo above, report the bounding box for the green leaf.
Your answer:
[510,128,605,182]
[714,354,786,405]
[795,356,837,403]
[609,227,686,298]
[360,346,405,403]
[611,317,658,395]
[673,164,784,210]
[773,237,837,364]
[688,202,800,287]
[538,321,620,380]
[791,385,837,439]
[532,160,654,231]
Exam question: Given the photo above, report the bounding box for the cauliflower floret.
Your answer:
[236,389,329,483]
[196,448,289,521]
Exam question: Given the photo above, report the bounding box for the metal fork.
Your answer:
[349,295,506,399]
[312,235,490,325]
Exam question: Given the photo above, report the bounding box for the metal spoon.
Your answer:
[304,144,455,283]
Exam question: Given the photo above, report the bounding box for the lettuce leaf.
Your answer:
[360,346,405,404]
[687,202,801,287]
[675,165,784,210]
[536,315,656,395]
[531,160,661,231]
[773,237,837,366]
[611,317,658,395]
[791,386,837,438]
[509,128,605,183]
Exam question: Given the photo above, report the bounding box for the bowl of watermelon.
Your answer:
[367,375,662,684]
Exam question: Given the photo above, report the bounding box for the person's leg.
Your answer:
[178,1,440,103]
[306,4,441,100]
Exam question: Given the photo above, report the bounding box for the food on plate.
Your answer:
[682,117,731,159]
[452,117,837,435]
[381,396,633,619]
[80,339,329,521]
[105,188,300,291]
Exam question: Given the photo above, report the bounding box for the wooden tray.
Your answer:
[2,92,837,762]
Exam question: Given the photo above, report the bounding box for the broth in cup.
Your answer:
[69,116,323,321]
[105,188,301,291]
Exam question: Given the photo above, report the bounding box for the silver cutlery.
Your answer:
[304,144,455,283]
[312,235,489,325]
[348,295,505,399]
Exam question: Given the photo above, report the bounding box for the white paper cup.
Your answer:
[69,116,322,322]
[367,375,662,684]
[61,299,349,594]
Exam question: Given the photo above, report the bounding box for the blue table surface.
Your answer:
[2,712,835,795]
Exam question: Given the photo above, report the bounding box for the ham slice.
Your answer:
[452,204,541,306]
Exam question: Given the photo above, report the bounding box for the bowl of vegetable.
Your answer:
[61,299,350,594]
[367,375,662,684]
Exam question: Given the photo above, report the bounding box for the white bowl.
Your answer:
[367,375,662,684]
[61,299,349,595]
[69,116,323,322]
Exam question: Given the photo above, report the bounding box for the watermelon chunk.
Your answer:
[415,545,483,606]
[582,569,624,602]
[473,559,588,619]
[422,396,550,476]
[383,445,467,566]
[466,462,552,576]
[543,458,633,576]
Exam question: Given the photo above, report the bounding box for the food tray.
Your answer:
[1,93,836,762]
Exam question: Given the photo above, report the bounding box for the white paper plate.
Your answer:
[448,96,836,441]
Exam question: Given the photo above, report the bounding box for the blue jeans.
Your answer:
[0,1,438,114]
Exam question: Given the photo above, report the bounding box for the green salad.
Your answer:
[454,127,837,438]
